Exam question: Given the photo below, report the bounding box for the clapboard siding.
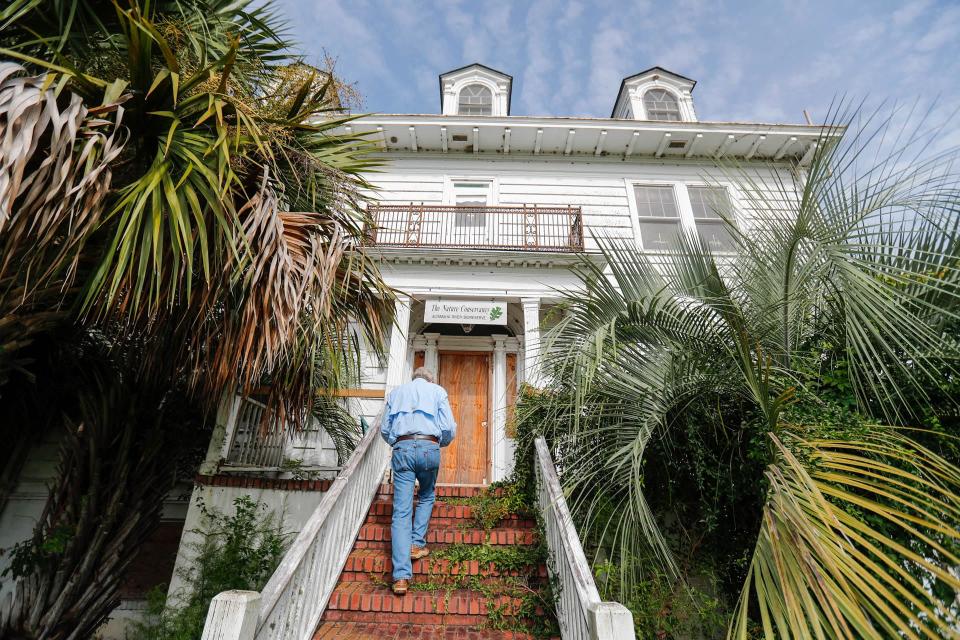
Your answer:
[360,156,799,255]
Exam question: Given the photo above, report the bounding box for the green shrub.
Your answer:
[595,557,727,640]
[129,496,289,640]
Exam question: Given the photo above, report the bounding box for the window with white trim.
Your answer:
[634,185,681,251]
[458,84,493,115]
[452,181,490,227]
[643,89,681,121]
[688,186,735,251]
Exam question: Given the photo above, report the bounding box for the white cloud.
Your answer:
[269,0,960,132]
[892,0,933,26]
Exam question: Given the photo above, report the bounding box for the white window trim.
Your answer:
[443,176,499,206]
[457,83,494,116]
[625,180,741,254]
[642,88,682,122]
[683,182,741,254]
[625,180,689,254]
[627,80,697,122]
[444,76,506,116]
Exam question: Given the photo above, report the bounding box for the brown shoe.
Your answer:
[392,579,409,595]
[410,546,430,560]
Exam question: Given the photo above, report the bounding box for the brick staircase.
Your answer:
[314,485,557,639]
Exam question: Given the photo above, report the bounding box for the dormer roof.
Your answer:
[611,66,698,121]
[439,63,513,116]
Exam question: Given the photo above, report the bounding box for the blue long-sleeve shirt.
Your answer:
[381,378,457,447]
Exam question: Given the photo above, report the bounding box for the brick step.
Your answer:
[343,549,547,579]
[314,622,552,639]
[321,609,538,627]
[377,485,502,499]
[356,525,537,547]
[325,584,541,621]
[366,501,535,527]
[366,515,536,529]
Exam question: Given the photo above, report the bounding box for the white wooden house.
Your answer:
[332,62,822,486]
[167,64,830,640]
[0,61,829,639]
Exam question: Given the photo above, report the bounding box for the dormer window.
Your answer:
[458,84,493,115]
[440,64,512,116]
[643,89,681,121]
[611,67,697,122]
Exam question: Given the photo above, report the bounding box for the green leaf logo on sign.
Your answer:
[489,306,503,322]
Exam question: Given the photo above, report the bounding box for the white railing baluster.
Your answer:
[535,437,635,640]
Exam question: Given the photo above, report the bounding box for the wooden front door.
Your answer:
[438,352,490,484]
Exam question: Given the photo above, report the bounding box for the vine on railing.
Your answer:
[534,437,635,639]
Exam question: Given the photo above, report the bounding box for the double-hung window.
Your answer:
[688,186,735,252]
[452,181,490,227]
[634,185,682,251]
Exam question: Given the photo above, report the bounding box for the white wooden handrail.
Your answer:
[201,406,389,640]
[535,437,635,639]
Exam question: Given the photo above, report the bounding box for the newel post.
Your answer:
[200,590,261,640]
[590,601,636,639]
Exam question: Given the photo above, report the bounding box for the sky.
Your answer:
[271,0,960,128]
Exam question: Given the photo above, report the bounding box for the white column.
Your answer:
[199,394,241,475]
[385,295,412,391]
[491,334,509,482]
[424,332,440,374]
[521,297,543,387]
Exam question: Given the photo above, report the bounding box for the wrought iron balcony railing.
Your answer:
[366,204,585,252]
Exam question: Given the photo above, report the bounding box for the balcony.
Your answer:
[366,204,584,253]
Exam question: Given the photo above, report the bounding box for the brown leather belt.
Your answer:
[396,434,439,444]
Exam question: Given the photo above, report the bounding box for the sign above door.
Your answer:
[424,299,508,326]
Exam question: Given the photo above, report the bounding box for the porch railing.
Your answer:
[366,203,584,252]
[535,437,635,639]
[221,396,286,468]
[201,406,390,640]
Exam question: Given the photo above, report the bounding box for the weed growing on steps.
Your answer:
[443,481,530,530]
[370,483,560,637]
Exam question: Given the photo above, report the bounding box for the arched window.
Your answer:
[643,89,681,121]
[458,84,493,115]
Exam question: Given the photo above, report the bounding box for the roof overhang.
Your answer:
[339,114,841,164]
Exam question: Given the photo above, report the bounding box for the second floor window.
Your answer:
[453,181,490,227]
[458,84,493,116]
[634,185,681,251]
[643,89,681,121]
[688,186,735,252]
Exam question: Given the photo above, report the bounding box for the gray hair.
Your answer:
[412,366,435,383]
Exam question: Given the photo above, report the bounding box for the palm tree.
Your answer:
[0,0,392,416]
[0,1,392,636]
[520,105,960,638]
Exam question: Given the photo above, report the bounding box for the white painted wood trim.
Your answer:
[590,602,636,639]
[254,408,390,639]
[521,298,542,387]
[491,335,509,481]
[200,394,242,475]
[535,438,635,639]
[201,591,260,640]
[386,296,412,391]
[423,332,440,372]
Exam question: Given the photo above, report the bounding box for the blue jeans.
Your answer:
[390,439,441,580]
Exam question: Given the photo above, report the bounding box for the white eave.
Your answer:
[340,114,840,165]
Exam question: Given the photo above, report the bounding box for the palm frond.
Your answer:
[731,430,960,639]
